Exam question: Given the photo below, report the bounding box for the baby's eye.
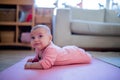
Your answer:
[38,35,43,38]
[31,36,35,40]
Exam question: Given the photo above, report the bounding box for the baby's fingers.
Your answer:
[27,58,33,62]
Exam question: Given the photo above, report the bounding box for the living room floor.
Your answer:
[88,51,120,68]
[0,50,120,72]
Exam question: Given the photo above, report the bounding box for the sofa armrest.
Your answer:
[53,8,71,46]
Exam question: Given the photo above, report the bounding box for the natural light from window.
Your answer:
[35,0,55,7]
[35,0,120,10]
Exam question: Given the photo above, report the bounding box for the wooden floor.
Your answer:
[0,50,34,72]
[89,51,120,68]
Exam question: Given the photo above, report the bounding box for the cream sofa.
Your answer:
[53,8,120,49]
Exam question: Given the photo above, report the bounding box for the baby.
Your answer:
[24,25,92,69]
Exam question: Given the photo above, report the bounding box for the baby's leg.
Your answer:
[77,47,92,63]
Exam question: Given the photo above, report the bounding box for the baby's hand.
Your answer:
[27,58,33,62]
[24,62,42,69]
[24,62,32,69]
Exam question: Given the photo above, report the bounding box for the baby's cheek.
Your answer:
[31,42,34,48]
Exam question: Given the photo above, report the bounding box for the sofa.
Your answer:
[53,8,120,49]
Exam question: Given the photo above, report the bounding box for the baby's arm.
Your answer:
[26,50,40,62]
[24,62,42,69]
[27,58,39,62]
[25,47,57,69]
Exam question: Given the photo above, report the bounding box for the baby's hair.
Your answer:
[31,25,51,34]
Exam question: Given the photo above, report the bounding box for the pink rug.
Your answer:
[0,56,120,80]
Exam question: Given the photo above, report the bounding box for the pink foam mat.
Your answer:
[0,56,120,80]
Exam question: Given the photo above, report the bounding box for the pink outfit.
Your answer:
[33,42,92,69]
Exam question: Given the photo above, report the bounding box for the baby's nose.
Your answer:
[34,37,39,41]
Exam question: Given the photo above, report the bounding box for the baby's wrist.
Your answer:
[28,63,31,68]
[25,62,32,69]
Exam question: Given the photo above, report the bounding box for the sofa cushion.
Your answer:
[70,20,89,34]
[104,9,120,23]
[71,8,105,22]
[71,20,120,36]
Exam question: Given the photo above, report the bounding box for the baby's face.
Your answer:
[30,28,52,50]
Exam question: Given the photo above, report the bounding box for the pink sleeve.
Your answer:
[39,48,57,69]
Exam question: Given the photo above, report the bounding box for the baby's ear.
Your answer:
[49,34,52,41]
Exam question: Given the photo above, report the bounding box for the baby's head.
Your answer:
[30,25,52,50]
[31,25,51,35]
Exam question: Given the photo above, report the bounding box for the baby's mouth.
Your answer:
[34,43,41,46]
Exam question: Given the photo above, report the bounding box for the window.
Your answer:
[35,0,120,10]
[109,0,120,10]
[35,0,55,7]
[82,0,106,9]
